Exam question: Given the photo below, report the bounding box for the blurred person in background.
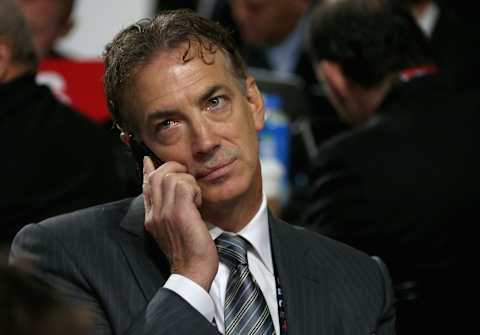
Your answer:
[15,0,75,59]
[209,0,349,221]
[303,0,479,333]
[229,0,316,83]
[15,0,142,195]
[0,0,131,245]
[0,262,91,335]
[402,0,480,91]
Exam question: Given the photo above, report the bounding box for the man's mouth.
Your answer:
[196,158,236,181]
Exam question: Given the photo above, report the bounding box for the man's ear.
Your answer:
[119,131,131,146]
[319,60,348,101]
[115,122,131,146]
[244,75,264,131]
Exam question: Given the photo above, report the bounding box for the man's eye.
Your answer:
[206,96,225,111]
[157,120,177,131]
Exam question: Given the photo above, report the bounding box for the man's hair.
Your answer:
[307,0,433,87]
[0,0,38,70]
[104,9,247,132]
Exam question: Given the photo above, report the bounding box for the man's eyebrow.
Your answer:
[146,110,178,123]
[145,84,228,123]
[197,84,226,105]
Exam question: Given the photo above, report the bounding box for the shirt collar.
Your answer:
[209,194,273,273]
[264,12,310,73]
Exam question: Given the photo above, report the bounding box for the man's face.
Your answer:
[129,48,265,208]
[230,0,308,47]
[15,0,71,58]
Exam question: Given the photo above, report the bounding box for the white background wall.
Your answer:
[57,0,155,59]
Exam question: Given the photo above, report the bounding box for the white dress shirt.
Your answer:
[164,194,279,335]
[416,1,440,38]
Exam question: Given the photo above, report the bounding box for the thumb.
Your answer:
[143,156,156,213]
[143,156,156,176]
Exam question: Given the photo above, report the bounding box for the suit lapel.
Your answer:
[117,195,170,301]
[269,215,332,335]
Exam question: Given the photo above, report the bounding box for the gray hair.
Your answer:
[103,9,247,132]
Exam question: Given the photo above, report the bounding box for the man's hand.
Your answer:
[143,156,219,291]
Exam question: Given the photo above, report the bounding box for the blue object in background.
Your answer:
[258,93,291,205]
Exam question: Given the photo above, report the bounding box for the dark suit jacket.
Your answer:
[10,195,395,335]
[430,4,480,91]
[0,74,132,244]
[301,75,479,333]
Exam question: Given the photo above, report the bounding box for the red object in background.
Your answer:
[38,58,111,124]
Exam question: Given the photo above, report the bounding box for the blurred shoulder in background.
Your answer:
[0,0,136,246]
[0,260,91,335]
[303,0,479,333]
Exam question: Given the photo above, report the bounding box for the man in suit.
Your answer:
[405,0,480,91]
[304,0,479,333]
[228,0,316,85]
[14,0,75,59]
[0,0,130,245]
[10,9,396,335]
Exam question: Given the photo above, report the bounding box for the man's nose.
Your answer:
[191,118,220,159]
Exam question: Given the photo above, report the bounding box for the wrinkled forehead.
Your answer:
[130,42,239,92]
[119,44,240,131]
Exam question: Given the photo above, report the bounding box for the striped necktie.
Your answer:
[215,234,275,335]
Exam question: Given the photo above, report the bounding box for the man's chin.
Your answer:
[202,187,238,205]
[201,180,246,205]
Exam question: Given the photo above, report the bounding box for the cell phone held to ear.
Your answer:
[128,137,164,170]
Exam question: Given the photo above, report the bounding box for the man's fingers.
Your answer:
[193,185,202,208]
[143,156,156,213]
[143,156,156,176]
[144,160,192,219]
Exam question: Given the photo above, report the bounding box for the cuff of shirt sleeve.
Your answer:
[163,274,215,323]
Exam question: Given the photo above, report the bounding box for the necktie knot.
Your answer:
[215,233,249,269]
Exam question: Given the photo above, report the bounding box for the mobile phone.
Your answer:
[128,136,164,170]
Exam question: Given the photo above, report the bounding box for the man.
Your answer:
[14,0,75,59]
[304,0,478,333]
[229,0,314,80]
[0,0,129,244]
[205,0,318,86]
[14,0,140,194]
[10,9,395,335]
